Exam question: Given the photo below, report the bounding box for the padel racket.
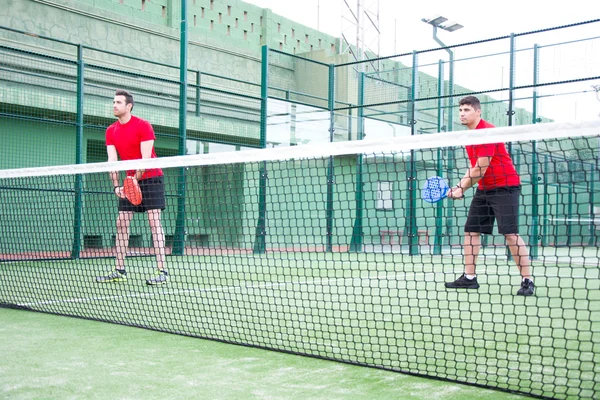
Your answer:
[422,176,450,203]
[123,176,143,206]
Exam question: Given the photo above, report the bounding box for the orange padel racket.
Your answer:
[123,176,143,206]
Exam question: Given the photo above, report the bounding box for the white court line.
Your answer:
[16,268,592,308]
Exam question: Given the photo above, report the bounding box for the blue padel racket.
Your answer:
[422,176,450,203]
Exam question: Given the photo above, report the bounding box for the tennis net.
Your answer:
[1,120,599,399]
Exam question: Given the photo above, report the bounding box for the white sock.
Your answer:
[465,274,476,280]
[523,277,533,282]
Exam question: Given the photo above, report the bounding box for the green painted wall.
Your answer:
[0,117,77,168]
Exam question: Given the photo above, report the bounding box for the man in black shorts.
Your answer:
[96,89,168,285]
[445,96,534,296]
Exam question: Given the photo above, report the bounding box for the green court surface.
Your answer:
[0,307,529,400]
[1,248,599,398]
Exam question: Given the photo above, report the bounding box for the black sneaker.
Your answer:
[517,279,535,296]
[445,274,480,289]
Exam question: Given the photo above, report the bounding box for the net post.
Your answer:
[407,50,419,256]
[253,45,269,254]
[349,72,365,252]
[173,0,189,256]
[325,63,335,252]
[71,44,85,260]
[433,59,445,255]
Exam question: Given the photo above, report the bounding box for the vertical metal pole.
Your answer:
[407,51,419,255]
[325,64,335,252]
[530,44,540,259]
[590,166,595,245]
[542,155,549,246]
[173,0,188,255]
[71,44,84,259]
[253,45,269,254]
[507,34,516,131]
[349,72,365,252]
[347,108,352,141]
[555,189,560,245]
[433,59,445,255]
[317,0,320,31]
[592,164,594,246]
[285,91,297,145]
[447,45,454,134]
[446,42,456,245]
[290,103,297,145]
[567,171,573,247]
[195,71,201,117]
[432,26,453,129]
[506,33,516,260]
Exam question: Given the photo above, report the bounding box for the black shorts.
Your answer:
[118,176,166,213]
[464,186,521,235]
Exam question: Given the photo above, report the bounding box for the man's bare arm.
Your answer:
[449,156,491,198]
[134,140,154,180]
[107,145,120,189]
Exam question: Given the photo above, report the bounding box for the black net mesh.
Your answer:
[1,120,599,399]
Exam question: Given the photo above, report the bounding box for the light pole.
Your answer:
[421,15,463,132]
[421,15,463,250]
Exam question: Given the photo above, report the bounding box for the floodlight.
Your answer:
[421,14,464,135]
[440,22,463,32]
[422,15,448,27]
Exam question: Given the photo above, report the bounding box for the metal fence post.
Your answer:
[407,51,419,255]
[173,0,188,255]
[71,44,84,259]
[326,64,335,252]
[253,45,269,254]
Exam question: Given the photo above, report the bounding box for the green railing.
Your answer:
[1,19,599,257]
[261,19,600,256]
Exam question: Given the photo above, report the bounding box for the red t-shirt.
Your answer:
[105,115,163,179]
[465,119,520,190]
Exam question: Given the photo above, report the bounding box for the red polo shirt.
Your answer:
[105,115,163,179]
[465,119,520,190]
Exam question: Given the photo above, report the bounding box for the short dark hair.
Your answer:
[459,95,481,110]
[115,89,134,110]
